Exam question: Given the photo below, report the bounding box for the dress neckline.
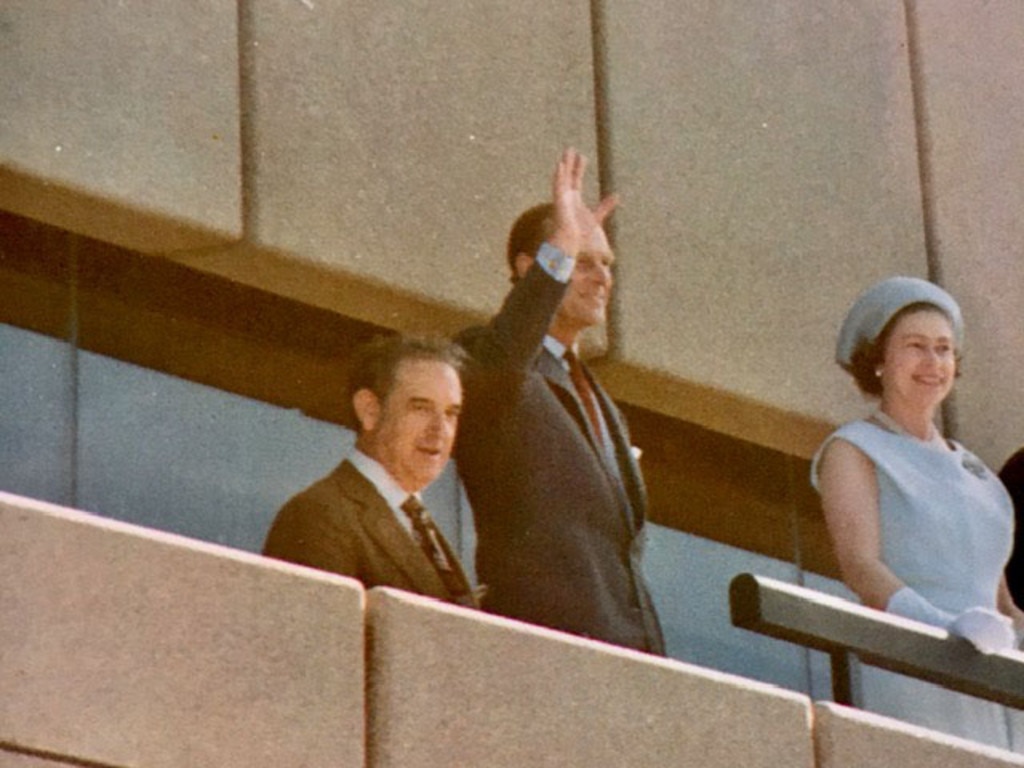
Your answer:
[866,410,953,453]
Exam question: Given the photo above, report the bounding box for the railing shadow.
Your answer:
[729,572,1024,708]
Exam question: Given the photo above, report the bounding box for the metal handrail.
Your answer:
[729,572,1024,708]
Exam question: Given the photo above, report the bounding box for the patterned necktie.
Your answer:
[400,496,469,598]
[564,349,604,444]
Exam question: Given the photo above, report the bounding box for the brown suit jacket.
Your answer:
[263,460,477,606]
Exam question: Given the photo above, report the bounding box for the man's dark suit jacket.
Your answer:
[1001,448,1024,606]
[263,460,475,605]
[455,263,666,654]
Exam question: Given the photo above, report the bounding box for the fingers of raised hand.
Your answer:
[568,149,586,190]
[594,193,619,224]
[554,147,584,194]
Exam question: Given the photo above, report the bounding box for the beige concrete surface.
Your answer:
[814,702,1024,767]
[366,587,813,768]
[4,1,1021,465]
[0,751,67,768]
[598,0,928,457]
[0,1,242,253]
[0,491,364,768]
[171,0,599,335]
[904,1,1024,468]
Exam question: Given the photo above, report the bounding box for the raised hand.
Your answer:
[548,148,618,257]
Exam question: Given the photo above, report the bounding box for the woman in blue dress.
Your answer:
[811,276,1024,750]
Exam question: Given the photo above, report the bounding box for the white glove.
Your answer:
[949,607,1016,654]
[886,586,955,628]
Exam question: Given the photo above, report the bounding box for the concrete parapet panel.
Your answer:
[599,1,926,456]
[0,491,364,768]
[173,1,597,332]
[814,702,1024,767]
[904,1,1024,467]
[0,1,242,253]
[366,587,813,768]
[0,750,65,768]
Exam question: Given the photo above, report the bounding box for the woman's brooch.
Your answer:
[961,453,988,480]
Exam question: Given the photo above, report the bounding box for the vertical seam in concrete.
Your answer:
[589,0,622,357]
[237,0,256,243]
[903,0,959,437]
[809,703,830,768]
[903,1,942,284]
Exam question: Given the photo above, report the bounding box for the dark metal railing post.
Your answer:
[829,650,852,705]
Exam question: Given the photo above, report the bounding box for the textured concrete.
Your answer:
[904,1,1024,468]
[366,587,813,768]
[3,1,1023,465]
[170,0,599,335]
[814,702,1024,767]
[0,1,241,252]
[0,751,65,768]
[598,0,927,457]
[0,491,364,768]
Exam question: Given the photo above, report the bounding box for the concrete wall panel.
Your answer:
[905,1,1024,468]
[0,1,241,253]
[0,492,364,768]
[0,751,67,768]
[171,0,598,335]
[598,0,927,456]
[366,587,813,768]
[814,702,1024,767]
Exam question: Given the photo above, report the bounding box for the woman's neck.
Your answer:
[876,401,940,443]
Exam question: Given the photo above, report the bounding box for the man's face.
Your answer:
[358,359,462,493]
[550,226,615,344]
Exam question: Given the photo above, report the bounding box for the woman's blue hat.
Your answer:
[835,276,964,370]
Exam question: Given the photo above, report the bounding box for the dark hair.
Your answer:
[506,203,556,282]
[848,301,961,395]
[344,334,466,429]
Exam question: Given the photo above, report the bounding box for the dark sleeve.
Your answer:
[457,262,567,372]
[1000,448,1024,606]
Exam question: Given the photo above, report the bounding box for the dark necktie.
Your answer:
[400,496,469,599]
[564,349,604,445]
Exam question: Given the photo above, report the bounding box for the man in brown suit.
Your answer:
[263,335,479,607]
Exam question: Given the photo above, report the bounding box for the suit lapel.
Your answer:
[537,349,605,451]
[590,379,647,527]
[335,463,451,596]
[537,351,641,529]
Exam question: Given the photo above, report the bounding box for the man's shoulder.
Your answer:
[278,460,375,516]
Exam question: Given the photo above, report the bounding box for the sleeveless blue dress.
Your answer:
[812,419,1018,750]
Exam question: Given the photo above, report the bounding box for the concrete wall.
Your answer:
[0,491,364,768]
[5,492,1024,767]
[905,1,1024,468]
[0,1,242,253]
[596,0,926,456]
[1,2,1022,461]
[0,752,64,768]
[366,586,812,768]
[814,702,1024,768]
[173,0,601,337]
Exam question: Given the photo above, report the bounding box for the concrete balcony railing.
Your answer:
[4,490,1024,767]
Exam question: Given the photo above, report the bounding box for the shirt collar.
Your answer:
[543,335,573,368]
[348,448,419,512]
